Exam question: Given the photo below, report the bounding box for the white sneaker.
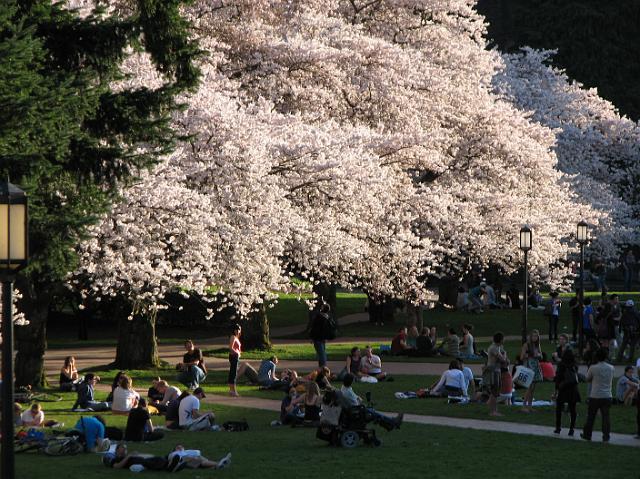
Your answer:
[217,453,232,469]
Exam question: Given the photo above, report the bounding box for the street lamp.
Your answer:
[577,221,589,357]
[0,181,28,479]
[519,225,532,344]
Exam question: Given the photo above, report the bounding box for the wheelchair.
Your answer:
[316,392,382,448]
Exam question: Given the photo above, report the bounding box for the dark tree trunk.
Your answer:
[367,294,395,324]
[77,307,89,340]
[14,278,50,388]
[313,282,337,319]
[241,303,270,350]
[114,307,160,369]
[438,277,460,307]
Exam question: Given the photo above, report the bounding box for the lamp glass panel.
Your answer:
[577,224,588,242]
[520,230,532,250]
[9,203,26,260]
[0,204,8,261]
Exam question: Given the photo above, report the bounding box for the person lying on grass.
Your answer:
[167,445,231,472]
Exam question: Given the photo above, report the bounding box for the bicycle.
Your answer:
[15,432,83,456]
[14,386,63,404]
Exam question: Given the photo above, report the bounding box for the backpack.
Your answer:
[309,311,337,341]
[322,313,337,340]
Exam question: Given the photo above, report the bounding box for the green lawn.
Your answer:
[78,368,638,435]
[15,399,634,478]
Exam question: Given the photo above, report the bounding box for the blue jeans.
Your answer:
[313,340,327,367]
[177,365,206,389]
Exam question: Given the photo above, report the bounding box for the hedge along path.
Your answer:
[201,394,640,448]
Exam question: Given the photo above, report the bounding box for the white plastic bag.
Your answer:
[359,375,378,384]
[513,366,534,389]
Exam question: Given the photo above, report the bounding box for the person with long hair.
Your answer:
[485,332,507,417]
[228,324,243,397]
[520,330,543,413]
[303,382,322,423]
[554,349,580,435]
[112,375,140,415]
[60,356,82,391]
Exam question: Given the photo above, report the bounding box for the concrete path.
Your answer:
[200,393,640,448]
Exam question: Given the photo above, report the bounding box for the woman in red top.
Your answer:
[228,324,243,397]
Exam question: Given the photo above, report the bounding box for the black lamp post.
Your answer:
[577,221,589,357]
[0,181,28,479]
[519,225,532,344]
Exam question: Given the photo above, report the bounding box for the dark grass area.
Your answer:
[14,399,635,478]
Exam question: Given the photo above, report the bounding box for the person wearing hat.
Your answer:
[617,299,640,363]
[178,387,215,431]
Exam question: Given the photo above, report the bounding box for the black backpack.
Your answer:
[222,420,249,432]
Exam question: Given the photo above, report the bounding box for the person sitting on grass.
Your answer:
[468,283,487,313]
[539,353,556,382]
[257,356,283,389]
[278,387,305,426]
[73,373,111,412]
[407,325,419,348]
[314,366,333,390]
[303,382,322,423]
[409,327,436,357]
[616,365,639,406]
[178,387,215,431]
[103,443,168,471]
[361,345,388,381]
[72,415,111,452]
[459,324,481,360]
[167,445,231,472]
[147,377,164,407]
[124,398,165,442]
[458,358,476,398]
[340,374,403,431]
[19,403,59,428]
[429,360,468,397]
[59,356,82,392]
[177,340,207,390]
[391,327,413,355]
[437,328,460,357]
[112,374,140,415]
[341,347,364,380]
[165,391,190,429]
[151,380,181,414]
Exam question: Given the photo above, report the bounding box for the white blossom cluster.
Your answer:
[72,1,629,315]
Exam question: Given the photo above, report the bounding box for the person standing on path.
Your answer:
[569,291,581,342]
[554,349,580,436]
[228,324,243,397]
[547,292,561,342]
[308,301,333,367]
[581,348,614,442]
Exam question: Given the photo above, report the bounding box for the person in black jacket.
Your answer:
[124,399,164,442]
[308,301,333,367]
[554,349,581,436]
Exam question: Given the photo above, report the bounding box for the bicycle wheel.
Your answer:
[15,440,44,453]
[44,438,83,456]
[30,392,63,402]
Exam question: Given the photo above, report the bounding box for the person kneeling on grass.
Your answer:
[178,387,215,431]
[167,445,231,472]
[71,415,111,452]
[340,374,403,431]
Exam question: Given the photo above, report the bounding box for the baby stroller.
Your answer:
[316,391,382,448]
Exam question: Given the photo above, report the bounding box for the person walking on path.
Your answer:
[307,301,334,367]
[581,348,614,442]
[554,349,580,436]
[569,291,581,342]
[546,292,561,342]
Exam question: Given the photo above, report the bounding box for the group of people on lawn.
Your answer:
[390,323,480,359]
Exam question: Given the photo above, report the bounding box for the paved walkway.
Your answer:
[200,394,640,448]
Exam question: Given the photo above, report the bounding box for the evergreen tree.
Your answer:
[0,0,199,386]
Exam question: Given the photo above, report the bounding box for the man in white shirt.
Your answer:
[178,388,215,431]
[167,445,231,472]
[154,380,181,413]
[361,346,388,380]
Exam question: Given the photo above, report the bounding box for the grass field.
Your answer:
[14,397,635,478]
[77,367,638,436]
